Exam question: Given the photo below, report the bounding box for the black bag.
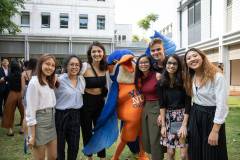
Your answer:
[90,64,108,97]
[169,121,182,134]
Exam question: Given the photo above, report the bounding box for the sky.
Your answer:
[115,0,176,38]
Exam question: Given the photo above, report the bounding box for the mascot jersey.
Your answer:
[116,54,144,141]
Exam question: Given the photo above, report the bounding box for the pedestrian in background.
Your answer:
[1,61,24,136]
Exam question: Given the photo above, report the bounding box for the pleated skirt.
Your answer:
[188,103,228,160]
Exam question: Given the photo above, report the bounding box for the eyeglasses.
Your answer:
[166,61,178,66]
[151,48,161,52]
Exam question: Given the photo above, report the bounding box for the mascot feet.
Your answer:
[138,152,149,160]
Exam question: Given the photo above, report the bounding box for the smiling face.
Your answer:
[91,45,104,62]
[185,50,203,70]
[41,58,56,77]
[67,57,80,76]
[166,56,178,74]
[150,42,165,62]
[138,56,150,73]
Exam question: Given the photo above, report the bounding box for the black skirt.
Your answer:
[188,103,228,160]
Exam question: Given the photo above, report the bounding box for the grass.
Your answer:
[0,96,239,160]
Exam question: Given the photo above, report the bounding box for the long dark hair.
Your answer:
[36,54,57,89]
[134,54,153,90]
[87,41,108,71]
[159,54,183,88]
[63,55,82,74]
[10,60,22,77]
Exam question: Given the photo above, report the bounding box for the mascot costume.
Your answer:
[83,31,176,159]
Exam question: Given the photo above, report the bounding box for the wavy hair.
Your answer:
[87,41,108,71]
[183,48,221,96]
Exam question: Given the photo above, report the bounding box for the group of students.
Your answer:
[133,38,228,160]
[1,37,228,160]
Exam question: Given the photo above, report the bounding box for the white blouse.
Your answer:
[26,76,56,126]
[192,72,229,124]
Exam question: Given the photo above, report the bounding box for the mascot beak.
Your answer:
[118,55,134,73]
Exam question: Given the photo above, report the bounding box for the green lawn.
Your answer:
[0,96,239,160]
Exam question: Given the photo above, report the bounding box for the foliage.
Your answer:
[138,13,159,31]
[132,35,140,42]
[0,0,25,34]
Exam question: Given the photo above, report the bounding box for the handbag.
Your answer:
[169,121,182,134]
[89,63,108,97]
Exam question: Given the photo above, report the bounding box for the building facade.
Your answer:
[175,0,240,92]
[0,0,115,60]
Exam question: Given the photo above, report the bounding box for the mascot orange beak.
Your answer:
[118,55,134,73]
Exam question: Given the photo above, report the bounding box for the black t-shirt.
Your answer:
[157,86,191,114]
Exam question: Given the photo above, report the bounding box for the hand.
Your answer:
[208,130,219,146]
[178,125,187,138]
[156,73,161,80]
[28,136,35,149]
[157,114,162,126]
[161,126,167,137]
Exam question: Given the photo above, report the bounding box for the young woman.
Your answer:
[134,54,164,160]
[55,55,85,160]
[80,41,109,160]
[26,54,57,160]
[158,55,190,160]
[1,61,24,136]
[184,48,228,160]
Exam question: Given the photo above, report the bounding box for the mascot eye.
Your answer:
[112,60,118,65]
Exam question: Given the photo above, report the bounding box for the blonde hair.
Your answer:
[183,48,222,96]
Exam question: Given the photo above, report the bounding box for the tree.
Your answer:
[0,0,25,34]
[138,13,159,31]
[132,35,140,42]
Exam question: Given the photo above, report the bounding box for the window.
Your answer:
[97,15,105,30]
[118,35,121,41]
[188,1,201,26]
[188,5,194,26]
[227,0,232,7]
[60,13,69,28]
[188,0,201,44]
[21,11,30,27]
[122,35,126,41]
[41,12,50,28]
[79,14,88,29]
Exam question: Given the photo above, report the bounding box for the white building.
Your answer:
[114,24,132,43]
[0,0,115,60]
[174,0,240,92]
